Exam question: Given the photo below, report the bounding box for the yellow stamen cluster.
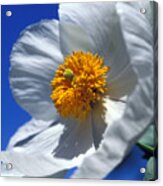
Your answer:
[51,51,110,120]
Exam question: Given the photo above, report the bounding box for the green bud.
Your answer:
[63,68,74,81]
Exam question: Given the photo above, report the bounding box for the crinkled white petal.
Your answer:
[59,2,130,81]
[59,22,94,56]
[0,151,78,177]
[72,1,155,179]
[9,121,65,155]
[7,119,54,149]
[0,148,95,178]
[91,97,126,148]
[10,19,63,121]
[1,118,95,177]
[11,118,94,158]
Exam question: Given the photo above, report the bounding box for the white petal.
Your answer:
[0,151,76,177]
[59,2,130,80]
[91,97,126,148]
[108,1,156,101]
[9,122,65,156]
[12,118,94,158]
[59,22,94,56]
[10,20,63,121]
[109,65,137,101]
[0,148,95,177]
[72,1,155,178]
[8,119,54,149]
[1,118,95,177]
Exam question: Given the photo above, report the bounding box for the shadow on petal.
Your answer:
[53,117,94,159]
[91,99,107,149]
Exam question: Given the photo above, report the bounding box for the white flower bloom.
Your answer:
[0,1,156,178]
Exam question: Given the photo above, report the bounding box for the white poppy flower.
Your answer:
[0,1,156,178]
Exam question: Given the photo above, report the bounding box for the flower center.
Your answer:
[50,51,110,120]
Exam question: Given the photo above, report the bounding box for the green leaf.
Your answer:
[137,125,157,153]
[144,157,157,181]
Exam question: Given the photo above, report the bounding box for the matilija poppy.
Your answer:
[0,1,155,178]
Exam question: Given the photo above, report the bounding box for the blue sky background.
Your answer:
[1,4,147,180]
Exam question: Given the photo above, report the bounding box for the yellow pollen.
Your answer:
[50,51,110,120]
